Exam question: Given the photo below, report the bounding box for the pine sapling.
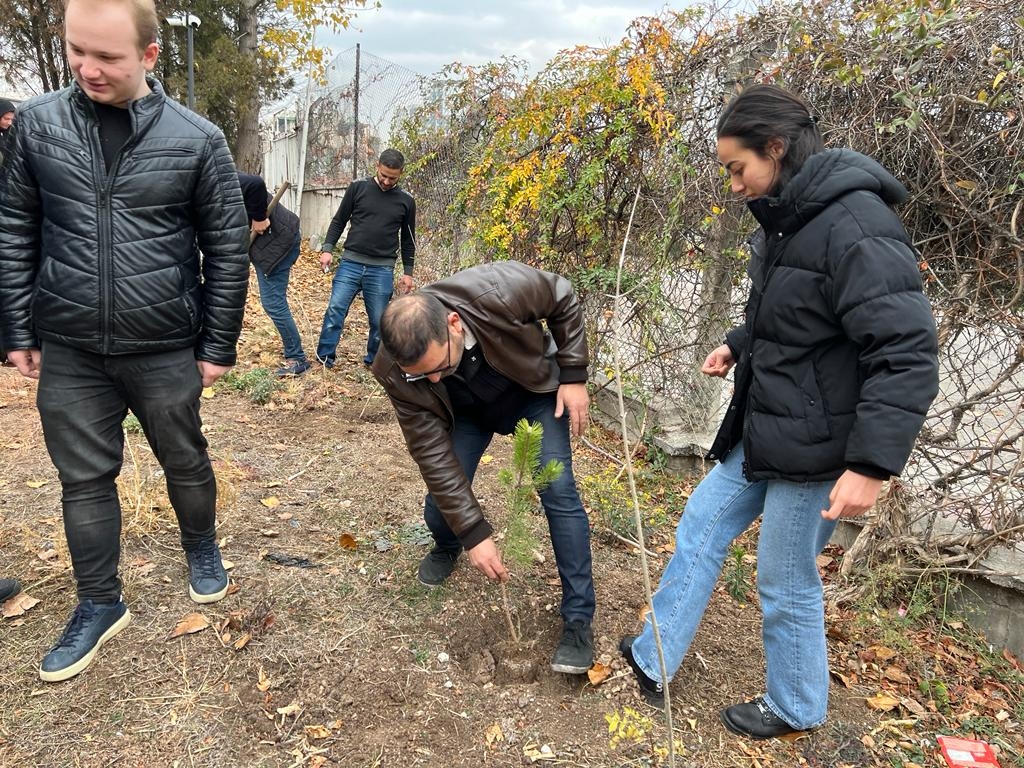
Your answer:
[497,418,563,642]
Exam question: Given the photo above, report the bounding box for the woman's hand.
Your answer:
[821,470,885,520]
[701,344,735,378]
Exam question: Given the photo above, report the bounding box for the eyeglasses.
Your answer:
[401,333,453,382]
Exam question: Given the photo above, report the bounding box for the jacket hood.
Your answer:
[748,149,907,235]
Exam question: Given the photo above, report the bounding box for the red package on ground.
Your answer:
[937,735,1001,768]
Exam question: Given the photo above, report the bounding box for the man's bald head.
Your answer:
[379,293,450,366]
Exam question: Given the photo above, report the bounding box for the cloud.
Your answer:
[321,0,670,75]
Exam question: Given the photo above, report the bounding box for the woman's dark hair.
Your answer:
[716,84,824,194]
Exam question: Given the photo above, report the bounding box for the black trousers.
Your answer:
[37,343,217,602]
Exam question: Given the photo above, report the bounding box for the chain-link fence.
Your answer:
[262,46,429,245]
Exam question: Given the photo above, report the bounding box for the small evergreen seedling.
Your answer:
[497,418,563,642]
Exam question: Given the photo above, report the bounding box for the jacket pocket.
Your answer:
[35,133,87,159]
[800,363,832,443]
[131,148,197,160]
[176,265,202,334]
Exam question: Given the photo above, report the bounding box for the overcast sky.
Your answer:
[322,0,676,76]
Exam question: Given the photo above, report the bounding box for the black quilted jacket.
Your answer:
[708,149,939,481]
[0,80,249,365]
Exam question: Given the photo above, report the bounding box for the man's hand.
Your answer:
[701,343,735,378]
[319,251,333,273]
[196,361,233,388]
[250,218,271,235]
[397,274,414,294]
[7,348,41,380]
[821,470,885,520]
[555,382,589,437]
[467,537,509,582]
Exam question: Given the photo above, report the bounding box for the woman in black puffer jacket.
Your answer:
[619,84,939,738]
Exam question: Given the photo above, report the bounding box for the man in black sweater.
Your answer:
[315,148,416,368]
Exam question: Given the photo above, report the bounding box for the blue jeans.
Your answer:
[37,343,217,603]
[255,235,306,362]
[424,393,596,625]
[631,445,836,729]
[316,259,394,365]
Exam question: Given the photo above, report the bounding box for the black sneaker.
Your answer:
[551,620,594,674]
[39,599,132,682]
[619,635,665,706]
[0,578,20,602]
[417,547,460,587]
[720,696,800,739]
[185,539,229,604]
[276,359,311,377]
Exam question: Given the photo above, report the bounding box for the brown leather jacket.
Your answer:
[371,261,589,548]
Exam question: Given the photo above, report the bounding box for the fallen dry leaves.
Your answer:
[822,584,1024,767]
[3,592,40,619]
[168,612,210,639]
[587,661,611,686]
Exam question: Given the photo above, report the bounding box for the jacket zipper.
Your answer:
[92,109,137,353]
[91,121,112,354]
[741,229,786,478]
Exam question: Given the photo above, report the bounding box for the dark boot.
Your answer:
[417,546,460,587]
[550,620,594,674]
[720,697,801,739]
[619,635,665,706]
[0,578,20,602]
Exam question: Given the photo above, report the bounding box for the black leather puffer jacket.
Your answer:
[0,80,249,365]
[708,149,939,481]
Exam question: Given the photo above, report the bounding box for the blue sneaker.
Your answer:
[275,359,310,377]
[185,539,229,604]
[39,599,131,682]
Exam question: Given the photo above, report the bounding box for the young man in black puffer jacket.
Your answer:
[0,0,249,683]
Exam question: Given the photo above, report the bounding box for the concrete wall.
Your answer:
[832,522,1024,659]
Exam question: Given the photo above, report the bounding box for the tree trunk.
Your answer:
[233,0,262,172]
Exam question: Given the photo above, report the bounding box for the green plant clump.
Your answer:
[221,367,281,405]
[122,413,143,434]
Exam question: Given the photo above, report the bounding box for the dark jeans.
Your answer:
[254,234,306,362]
[423,393,596,624]
[37,343,217,603]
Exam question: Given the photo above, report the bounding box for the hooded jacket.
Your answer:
[708,149,939,481]
[371,261,589,547]
[0,80,249,364]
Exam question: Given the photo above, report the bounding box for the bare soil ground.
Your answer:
[0,255,1020,767]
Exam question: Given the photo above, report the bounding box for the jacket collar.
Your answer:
[69,76,166,130]
[746,149,907,236]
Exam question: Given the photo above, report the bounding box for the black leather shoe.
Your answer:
[618,635,665,707]
[720,697,800,739]
[0,578,20,603]
[417,547,460,587]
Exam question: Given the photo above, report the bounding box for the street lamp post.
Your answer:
[164,14,202,110]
